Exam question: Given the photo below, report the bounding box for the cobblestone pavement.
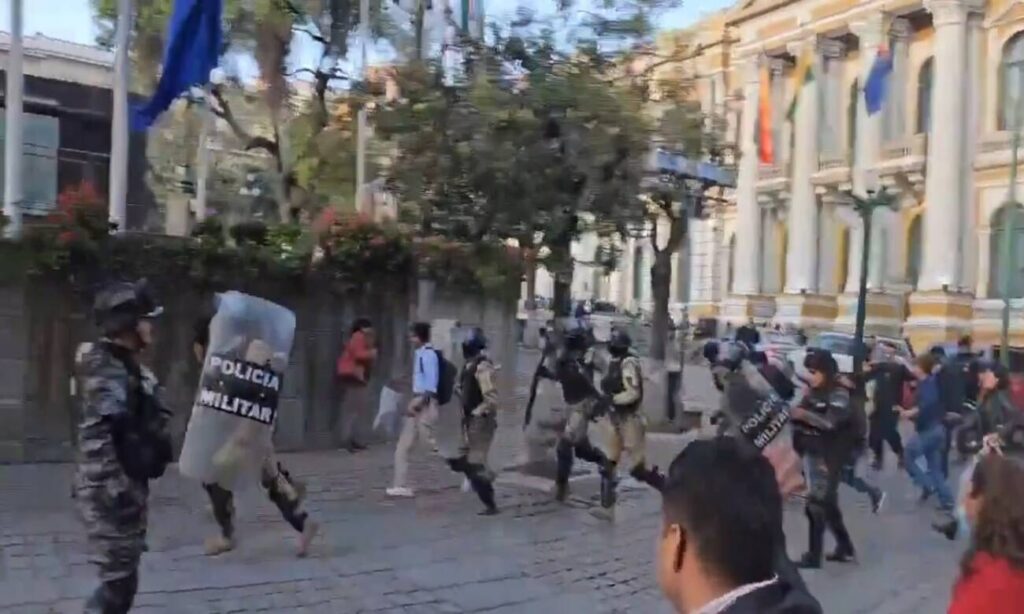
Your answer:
[0,353,962,613]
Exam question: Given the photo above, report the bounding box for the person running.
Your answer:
[791,349,859,569]
[900,353,956,518]
[865,345,913,470]
[193,317,320,557]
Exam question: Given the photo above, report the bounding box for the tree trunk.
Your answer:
[550,239,573,318]
[650,249,672,360]
[525,257,537,308]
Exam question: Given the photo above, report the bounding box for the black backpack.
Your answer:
[433,349,457,405]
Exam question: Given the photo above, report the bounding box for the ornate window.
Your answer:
[999,32,1024,130]
[916,58,933,135]
[907,214,922,289]
[988,205,1024,299]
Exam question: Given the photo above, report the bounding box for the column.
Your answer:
[732,57,763,295]
[920,0,976,290]
[960,12,983,291]
[883,19,911,142]
[784,38,821,294]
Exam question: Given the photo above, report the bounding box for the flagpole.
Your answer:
[3,0,24,239]
[108,0,132,232]
[355,0,370,214]
[194,86,214,223]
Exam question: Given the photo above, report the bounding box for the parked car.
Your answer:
[787,331,913,378]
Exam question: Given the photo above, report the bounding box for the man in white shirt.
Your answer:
[657,438,820,614]
[387,322,440,497]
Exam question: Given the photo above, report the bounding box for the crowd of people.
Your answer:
[70,278,1024,613]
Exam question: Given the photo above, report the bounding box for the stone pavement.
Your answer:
[0,353,963,613]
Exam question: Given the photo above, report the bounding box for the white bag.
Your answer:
[374,385,404,439]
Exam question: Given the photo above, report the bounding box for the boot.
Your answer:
[468,468,499,515]
[799,505,825,569]
[555,440,574,502]
[932,512,958,541]
[297,520,320,558]
[204,534,235,556]
[825,547,857,563]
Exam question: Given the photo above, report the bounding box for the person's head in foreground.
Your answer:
[948,450,1024,613]
[659,437,806,614]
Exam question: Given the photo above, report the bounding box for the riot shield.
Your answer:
[178,291,296,488]
[722,362,805,496]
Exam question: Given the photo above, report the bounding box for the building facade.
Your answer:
[551,0,1024,351]
[0,33,153,228]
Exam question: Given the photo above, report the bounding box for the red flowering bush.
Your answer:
[49,181,110,246]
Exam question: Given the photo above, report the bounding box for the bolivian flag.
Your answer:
[786,48,815,121]
[757,66,774,164]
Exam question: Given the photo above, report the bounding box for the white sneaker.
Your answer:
[386,487,415,498]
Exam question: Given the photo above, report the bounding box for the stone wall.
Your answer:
[0,278,517,463]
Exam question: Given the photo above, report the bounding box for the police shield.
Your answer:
[178,292,296,488]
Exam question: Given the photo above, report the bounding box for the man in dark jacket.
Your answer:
[865,346,914,470]
[657,438,821,614]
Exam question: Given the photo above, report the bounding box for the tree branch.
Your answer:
[210,85,281,157]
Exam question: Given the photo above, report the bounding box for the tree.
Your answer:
[90,0,391,221]
[374,23,655,317]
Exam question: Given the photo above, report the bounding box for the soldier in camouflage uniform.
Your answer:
[74,281,172,614]
[451,328,500,515]
[593,329,664,520]
[191,317,320,557]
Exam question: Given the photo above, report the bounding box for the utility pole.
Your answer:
[3,0,24,238]
[355,0,370,214]
[108,0,132,232]
[999,86,1023,367]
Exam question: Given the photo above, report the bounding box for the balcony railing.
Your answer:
[817,152,849,171]
[880,133,928,161]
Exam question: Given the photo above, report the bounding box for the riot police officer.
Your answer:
[451,327,500,515]
[791,349,858,569]
[595,330,663,518]
[75,280,172,613]
[553,326,610,502]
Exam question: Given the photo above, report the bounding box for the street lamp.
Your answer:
[842,175,898,380]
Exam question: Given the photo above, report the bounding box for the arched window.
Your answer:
[1000,32,1024,130]
[916,58,933,135]
[907,214,922,289]
[988,204,1024,298]
[632,245,644,302]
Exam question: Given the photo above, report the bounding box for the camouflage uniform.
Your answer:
[456,355,500,478]
[448,331,499,514]
[74,342,170,614]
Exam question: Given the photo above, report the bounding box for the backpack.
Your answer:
[433,349,457,405]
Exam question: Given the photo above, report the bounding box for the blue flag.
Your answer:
[132,0,222,130]
[864,47,893,116]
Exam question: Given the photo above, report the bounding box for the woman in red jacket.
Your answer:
[337,318,377,452]
[948,449,1024,613]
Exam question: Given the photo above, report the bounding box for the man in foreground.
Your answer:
[657,438,820,614]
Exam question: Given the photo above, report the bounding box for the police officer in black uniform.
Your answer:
[452,328,500,515]
[792,349,858,569]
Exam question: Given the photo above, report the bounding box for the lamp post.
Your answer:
[843,180,897,380]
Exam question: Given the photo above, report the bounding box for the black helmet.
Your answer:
[462,327,487,358]
[564,326,588,351]
[608,329,632,354]
[93,279,163,338]
[803,348,838,377]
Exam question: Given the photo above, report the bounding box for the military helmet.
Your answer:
[564,326,589,351]
[462,327,488,357]
[608,328,632,353]
[93,279,163,337]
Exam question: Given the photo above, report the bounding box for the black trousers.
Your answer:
[868,409,903,463]
[804,453,854,561]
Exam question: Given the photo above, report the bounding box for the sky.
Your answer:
[0,0,736,48]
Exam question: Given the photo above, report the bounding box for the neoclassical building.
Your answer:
[540,0,1024,351]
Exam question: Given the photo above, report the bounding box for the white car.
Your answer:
[787,332,914,378]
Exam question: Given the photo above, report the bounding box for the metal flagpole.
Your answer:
[194,87,214,222]
[108,0,132,232]
[3,0,24,239]
[355,0,370,214]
